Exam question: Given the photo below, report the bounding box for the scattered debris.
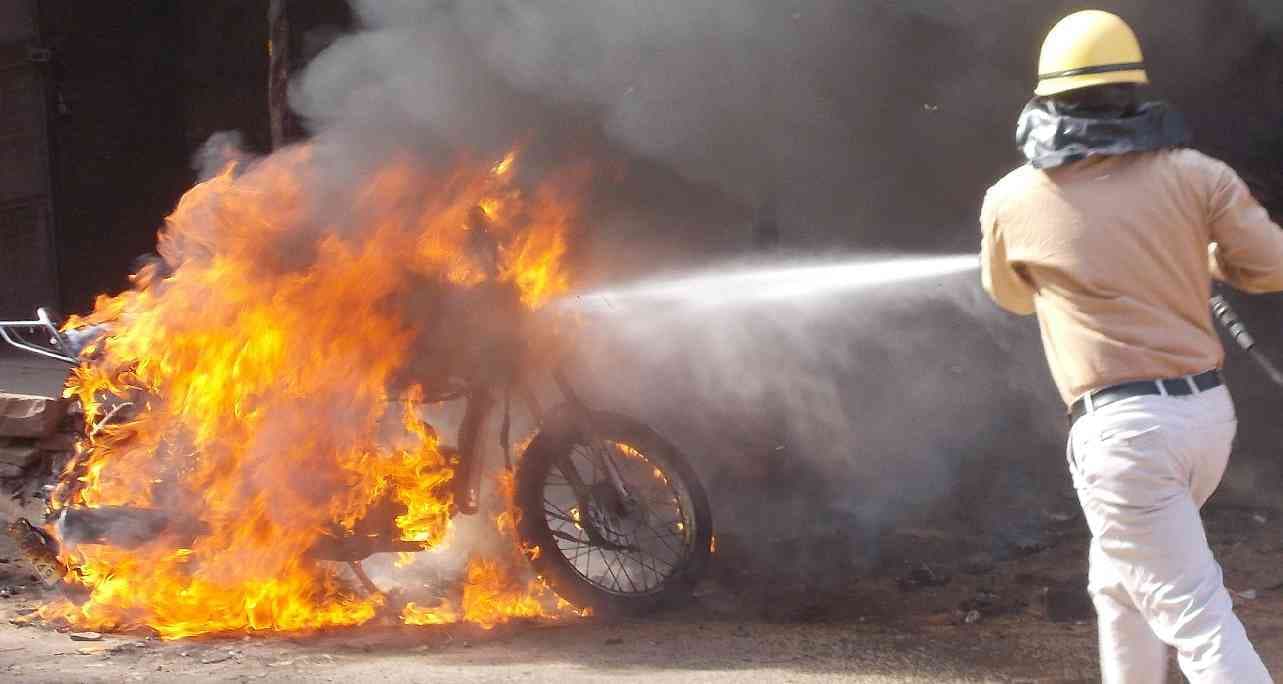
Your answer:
[1238,589,1259,601]
[7,518,74,593]
[963,609,982,625]
[1252,513,1268,525]
[1041,581,1094,624]
[604,637,624,646]
[76,645,112,656]
[1044,510,1078,523]
[925,611,957,626]
[1012,539,1050,557]
[72,640,148,657]
[69,631,104,641]
[961,552,996,575]
[962,589,999,611]
[897,563,952,592]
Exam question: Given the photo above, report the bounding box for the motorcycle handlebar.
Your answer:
[0,308,79,364]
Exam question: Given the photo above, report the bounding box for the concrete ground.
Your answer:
[0,611,1103,683]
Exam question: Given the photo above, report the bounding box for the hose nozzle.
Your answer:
[1211,295,1255,351]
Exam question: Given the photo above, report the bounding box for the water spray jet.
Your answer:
[562,254,979,311]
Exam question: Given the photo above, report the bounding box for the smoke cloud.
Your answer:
[559,258,1058,571]
[289,0,1281,255]
[259,0,1283,576]
[144,0,1282,584]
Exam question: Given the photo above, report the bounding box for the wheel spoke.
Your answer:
[550,529,584,545]
[642,520,682,560]
[544,506,577,526]
[599,550,624,591]
[615,553,640,593]
[625,549,664,590]
[538,436,699,597]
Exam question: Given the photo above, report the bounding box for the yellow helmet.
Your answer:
[1035,10,1149,97]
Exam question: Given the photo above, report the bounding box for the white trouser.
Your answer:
[1067,384,1272,683]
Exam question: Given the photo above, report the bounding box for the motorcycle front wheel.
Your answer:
[514,410,712,616]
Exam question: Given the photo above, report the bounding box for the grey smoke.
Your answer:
[200,0,1280,576]
[560,259,1058,568]
[302,0,1281,255]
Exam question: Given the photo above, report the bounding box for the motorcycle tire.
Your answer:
[514,409,713,616]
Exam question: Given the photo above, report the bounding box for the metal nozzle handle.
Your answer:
[1211,295,1283,386]
[1210,295,1255,351]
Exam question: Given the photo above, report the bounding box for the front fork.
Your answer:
[551,367,632,504]
[547,368,638,554]
[450,365,632,550]
[452,387,494,515]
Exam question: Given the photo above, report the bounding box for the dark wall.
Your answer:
[178,2,273,155]
[0,0,58,319]
[41,0,271,313]
[43,0,363,312]
[42,1,191,314]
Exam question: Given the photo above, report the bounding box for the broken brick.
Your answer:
[35,432,78,452]
[0,393,70,439]
[0,441,42,469]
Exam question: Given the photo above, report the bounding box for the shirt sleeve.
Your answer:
[1206,161,1283,294]
[980,190,1036,316]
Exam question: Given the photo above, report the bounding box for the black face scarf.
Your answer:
[1016,97,1190,170]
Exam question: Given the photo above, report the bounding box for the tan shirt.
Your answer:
[981,148,1283,406]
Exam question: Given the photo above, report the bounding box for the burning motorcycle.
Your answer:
[1,290,714,620]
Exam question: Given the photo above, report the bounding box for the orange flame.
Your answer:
[43,145,587,637]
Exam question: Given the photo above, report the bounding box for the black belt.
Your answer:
[1069,370,1223,425]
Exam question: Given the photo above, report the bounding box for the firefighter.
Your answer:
[980,10,1283,683]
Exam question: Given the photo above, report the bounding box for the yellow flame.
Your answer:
[42,145,588,637]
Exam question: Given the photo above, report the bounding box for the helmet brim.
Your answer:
[1035,69,1150,97]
